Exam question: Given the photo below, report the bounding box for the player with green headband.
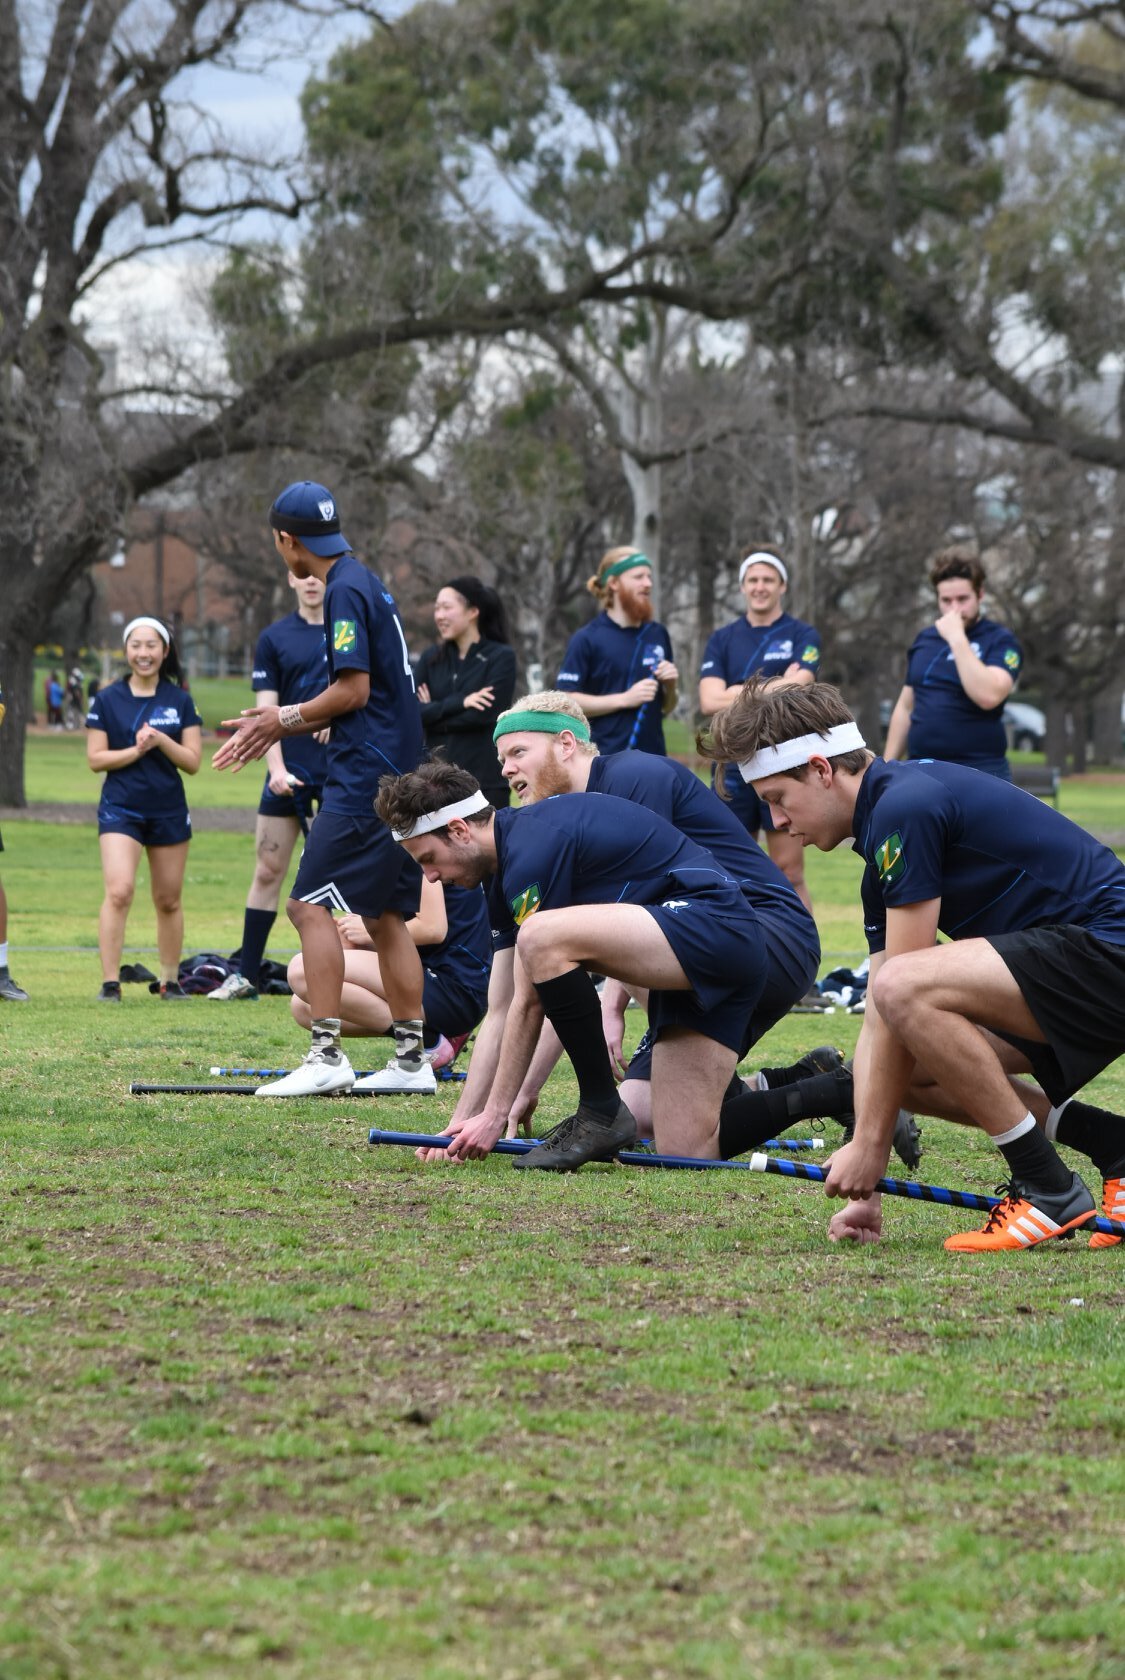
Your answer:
[556,546,678,756]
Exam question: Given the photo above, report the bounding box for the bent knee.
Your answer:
[288,954,306,994]
[869,957,926,1027]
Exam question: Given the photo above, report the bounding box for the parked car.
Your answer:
[1003,701,1047,752]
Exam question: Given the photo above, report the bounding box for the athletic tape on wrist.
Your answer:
[279,703,304,731]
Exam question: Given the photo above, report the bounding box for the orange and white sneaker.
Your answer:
[944,1174,1096,1253]
[1089,1177,1125,1249]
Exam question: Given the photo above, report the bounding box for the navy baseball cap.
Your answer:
[268,481,351,558]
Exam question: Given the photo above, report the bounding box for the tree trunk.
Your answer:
[0,631,35,807]
[1044,699,1069,773]
[1091,689,1122,765]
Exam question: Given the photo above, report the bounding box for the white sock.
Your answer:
[990,1111,1037,1148]
[1043,1099,1073,1143]
[0,942,8,968]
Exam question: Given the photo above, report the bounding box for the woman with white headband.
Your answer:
[86,616,202,1001]
[698,549,821,911]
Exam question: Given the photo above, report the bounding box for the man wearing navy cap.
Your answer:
[214,481,431,1097]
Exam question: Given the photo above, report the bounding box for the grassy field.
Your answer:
[0,735,1122,1679]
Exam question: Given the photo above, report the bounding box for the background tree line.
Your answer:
[4,0,1125,801]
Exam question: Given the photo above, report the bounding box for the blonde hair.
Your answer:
[500,690,599,757]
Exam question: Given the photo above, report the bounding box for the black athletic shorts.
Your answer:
[988,924,1125,1104]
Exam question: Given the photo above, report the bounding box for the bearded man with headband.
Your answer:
[555,547,679,756]
[375,755,768,1172]
[700,680,1125,1252]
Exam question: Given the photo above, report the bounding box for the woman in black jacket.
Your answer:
[415,576,517,808]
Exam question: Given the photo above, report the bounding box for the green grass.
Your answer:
[1,753,1124,1678]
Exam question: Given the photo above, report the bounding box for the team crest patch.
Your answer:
[1004,648,1021,670]
[875,831,906,885]
[333,619,357,654]
[801,644,818,663]
[509,883,542,925]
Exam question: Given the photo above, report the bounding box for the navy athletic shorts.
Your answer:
[258,774,324,821]
[988,923,1125,1104]
[98,801,191,847]
[641,890,766,1052]
[422,967,489,1040]
[627,907,819,1079]
[291,807,422,920]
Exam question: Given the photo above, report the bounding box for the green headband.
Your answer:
[493,710,592,745]
[601,551,651,582]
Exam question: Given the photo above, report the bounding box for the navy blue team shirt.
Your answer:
[86,679,202,816]
[586,752,816,949]
[700,611,821,828]
[321,553,423,813]
[556,614,674,755]
[904,617,1022,770]
[253,610,329,787]
[487,792,755,950]
[855,758,1125,953]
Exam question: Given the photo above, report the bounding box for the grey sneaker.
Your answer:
[207,971,259,1001]
[0,969,29,1001]
[512,1100,637,1172]
[760,1044,844,1088]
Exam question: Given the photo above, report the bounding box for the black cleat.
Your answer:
[513,1100,637,1173]
[760,1044,845,1089]
[839,1106,923,1172]
[0,968,29,1001]
[97,980,122,1003]
[159,980,191,1000]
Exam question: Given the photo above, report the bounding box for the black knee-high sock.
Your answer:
[1055,1101,1125,1177]
[718,1069,854,1160]
[239,907,277,986]
[533,970,619,1118]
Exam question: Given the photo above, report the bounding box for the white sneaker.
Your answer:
[352,1058,437,1094]
[208,972,259,1001]
[255,1048,354,1097]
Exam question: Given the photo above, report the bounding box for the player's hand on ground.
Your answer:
[623,677,659,707]
[823,1137,889,1201]
[506,1090,538,1138]
[463,686,495,712]
[827,1194,884,1244]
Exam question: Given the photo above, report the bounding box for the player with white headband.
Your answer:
[698,547,821,913]
[376,758,769,1171]
[700,678,1125,1252]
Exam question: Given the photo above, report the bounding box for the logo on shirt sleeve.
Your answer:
[1004,648,1021,671]
[801,644,819,664]
[333,619,357,654]
[875,831,905,885]
[509,883,542,925]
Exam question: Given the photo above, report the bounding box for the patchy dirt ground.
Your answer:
[0,802,256,831]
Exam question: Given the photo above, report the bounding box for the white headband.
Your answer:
[123,615,170,647]
[739,723,867,782]
[739,551,788,587]
[392,791,492,842]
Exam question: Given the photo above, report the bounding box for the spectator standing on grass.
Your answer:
[209,571,329,1002]
[883,549,1022,780]
[701,679,1125,1252]
[86,617,202,1002]
[46,670,64,730]
[213,480,430,1099]
[555,547,678,756]
[0,676,30,1001]
[414,576,517,809]
[698,549,820,912]
[287,877,491,1069]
